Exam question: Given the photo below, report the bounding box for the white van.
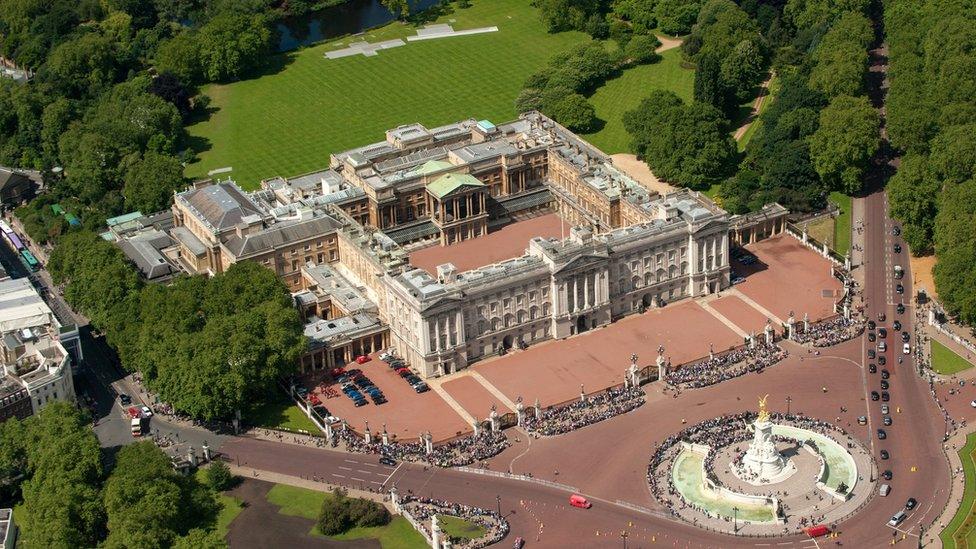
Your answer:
[879,484,890,497]
[888,510,906,526]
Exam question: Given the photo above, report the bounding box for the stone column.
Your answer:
[472,420,480,436]
[432,515,442,549]
[364,421,372,444]
[381,424,389,445]
[516,397,525,427]
[489,408,500,433]
[202,442,211,462]
[424,432,433,455]
[579,383,586,404]
[187,446,197,468]
[390,485,400,513]
[534,397,543,420]
[803,312,810,333]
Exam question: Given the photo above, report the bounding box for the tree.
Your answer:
[206,461,234,491]
[149,72,193,119]
[585,13,610,39]
[173,529,228,549]
[887,153,939,254]
[347,497,390,528]
[655,0,702,35]
[624,91,736,187]
[625,34,662,64]
[196,13,273,82]
[317,488,353,535]
[103,442,184,549]
[40,31,123,99]
[693,53,728,112]
[124,152,186,212]
[547,94,597,132]
[720,39,764,102]
[808,95,879,195]
[515,88,544,113]
[155,31,200,83]
[380,0,411,19]
[928,124,976,186]
[537,0,602,33]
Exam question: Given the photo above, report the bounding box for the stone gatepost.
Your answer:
[516,397,525,427]
[202,442,211,462]
[381,424,389,446]
[424,432,433,455]
[390,485,400,513]
[490,407,500,433]
[324,420,334,439]
[472,421,480,436]
[431,514,442,549]
[534,397,543,421]
[787,311,795,341]
[579,384,586,404]
[187,446,197,468]
[364,423,372,444]
[803,312,810,333]
[764,321,774,345]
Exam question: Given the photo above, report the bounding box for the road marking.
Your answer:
[338,466,351,471]
[351,477,366,482]
[332,473,345,478]
[381,461,405,488]
[343,459,358,464]
[357,470,373,475]
[362,463,378,467]
[370,480,383,485]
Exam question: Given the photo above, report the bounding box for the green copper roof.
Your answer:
[427,173,484,199]
[411,159,453,176]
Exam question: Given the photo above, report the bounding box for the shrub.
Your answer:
[206,460,233,491]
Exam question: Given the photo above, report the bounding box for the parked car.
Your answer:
[880,484,891,497]
[140,405,153,418]
[903,343,911,355]
[380,456,397,466]
[901,332,910,343]
[896,303,905,314]
[330,367,346,377]
[882,469,893,480]
[883,415,892,426]
[868,349,876,359]
[905,498,917,510]
[882,391,890,402]
[395,367,411,375]
[871,391,880,401]
[881,405,889,414]
[881,380,889,391]
[880,450,889,460]
[370,394,387,405]
[355,355,371,364]
[892,226,901,236]
[878,429,887,440]
[857,416,867,425]
[353,398,368,407]
[869,363,877,373]
[413,382,430,393]
[881,369,889,379]
[868,320,876,330]
[878,342,887,353]
[894,244,901,253]
[868,332,876,342]
[731,276,746,285]
[879,356,887,366]
[513,536,525,549]
[879,328,887,338]
[896,284,904,294]
[878,312,886,322]
[893,320,902,331]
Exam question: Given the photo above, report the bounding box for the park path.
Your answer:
[655,36,682,53]
[733,75,773,141]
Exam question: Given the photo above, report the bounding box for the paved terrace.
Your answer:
[407,214,565,275]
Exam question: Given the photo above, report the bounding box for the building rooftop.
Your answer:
[304,313,384,348]
[426,173,485,199]
[0,278,55,333]
[176,181,265,234]
[300,263,375,315]
[222,212,341,259]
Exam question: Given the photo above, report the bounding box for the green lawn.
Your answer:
[436,514,486,540]
[942,433,976,547]
[736,74,778,152]
[247,397,320,433]
[932,340,975,376]
[829,191,851,256]
[581,48,695,154]
[185,0,589,189]
[265,484,427,548]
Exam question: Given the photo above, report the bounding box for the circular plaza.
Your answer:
[648,402,876,536]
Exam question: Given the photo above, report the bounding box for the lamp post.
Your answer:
[786,395,792,416]
[621,530,628,549]
[496,494,501,517]
[733,506,739,534]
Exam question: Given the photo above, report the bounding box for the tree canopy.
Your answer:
[808,94,879,195]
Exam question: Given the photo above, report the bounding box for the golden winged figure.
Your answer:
[757,393,770,423]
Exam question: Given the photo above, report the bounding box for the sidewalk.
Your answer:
[922,426,975,548]
[227,464,393,509]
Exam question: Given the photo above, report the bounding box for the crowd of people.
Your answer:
[792,315,865,347]
[398,495,509,549]
[521,386,646,436]
[665,344,788,389]
[338,429,510,468]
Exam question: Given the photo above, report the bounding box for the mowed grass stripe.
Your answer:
[185,0,588,189]
[944,433,976,548]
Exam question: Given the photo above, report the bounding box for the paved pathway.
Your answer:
[728,287,786,325]
[697,296,749,338]
[425,377,478,426]
[733,75,773,141]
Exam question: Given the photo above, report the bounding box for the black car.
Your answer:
[883,415,892,425]
[379,456,397,466]
[370,394,387,405]
[882,469,893,480]
[893,226,901,236]
[881,369,890,379]
[893,320,902,331]
[878,429,887,440]
[353,398,368,407]
[880,450,890,460]
[413,382,430,393]
[868,320,876,330]
[879,312,886,322]
[897,303,905,314]
[902,332,910,343]
[869,363,877,373]
[868,349,876,359]
[894,244,902,253]
[118,394,132,405]
[312,405,330,417]
[906,498,917,510]
[882,391,890,402]
[868,332,876,342]
[879,328,887,338]
[879,356,887,366]
[896,284,904,294]
[871,391,880,401]
[881,380,889,390]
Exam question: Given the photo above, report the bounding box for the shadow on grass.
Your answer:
[408,3,455,26]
